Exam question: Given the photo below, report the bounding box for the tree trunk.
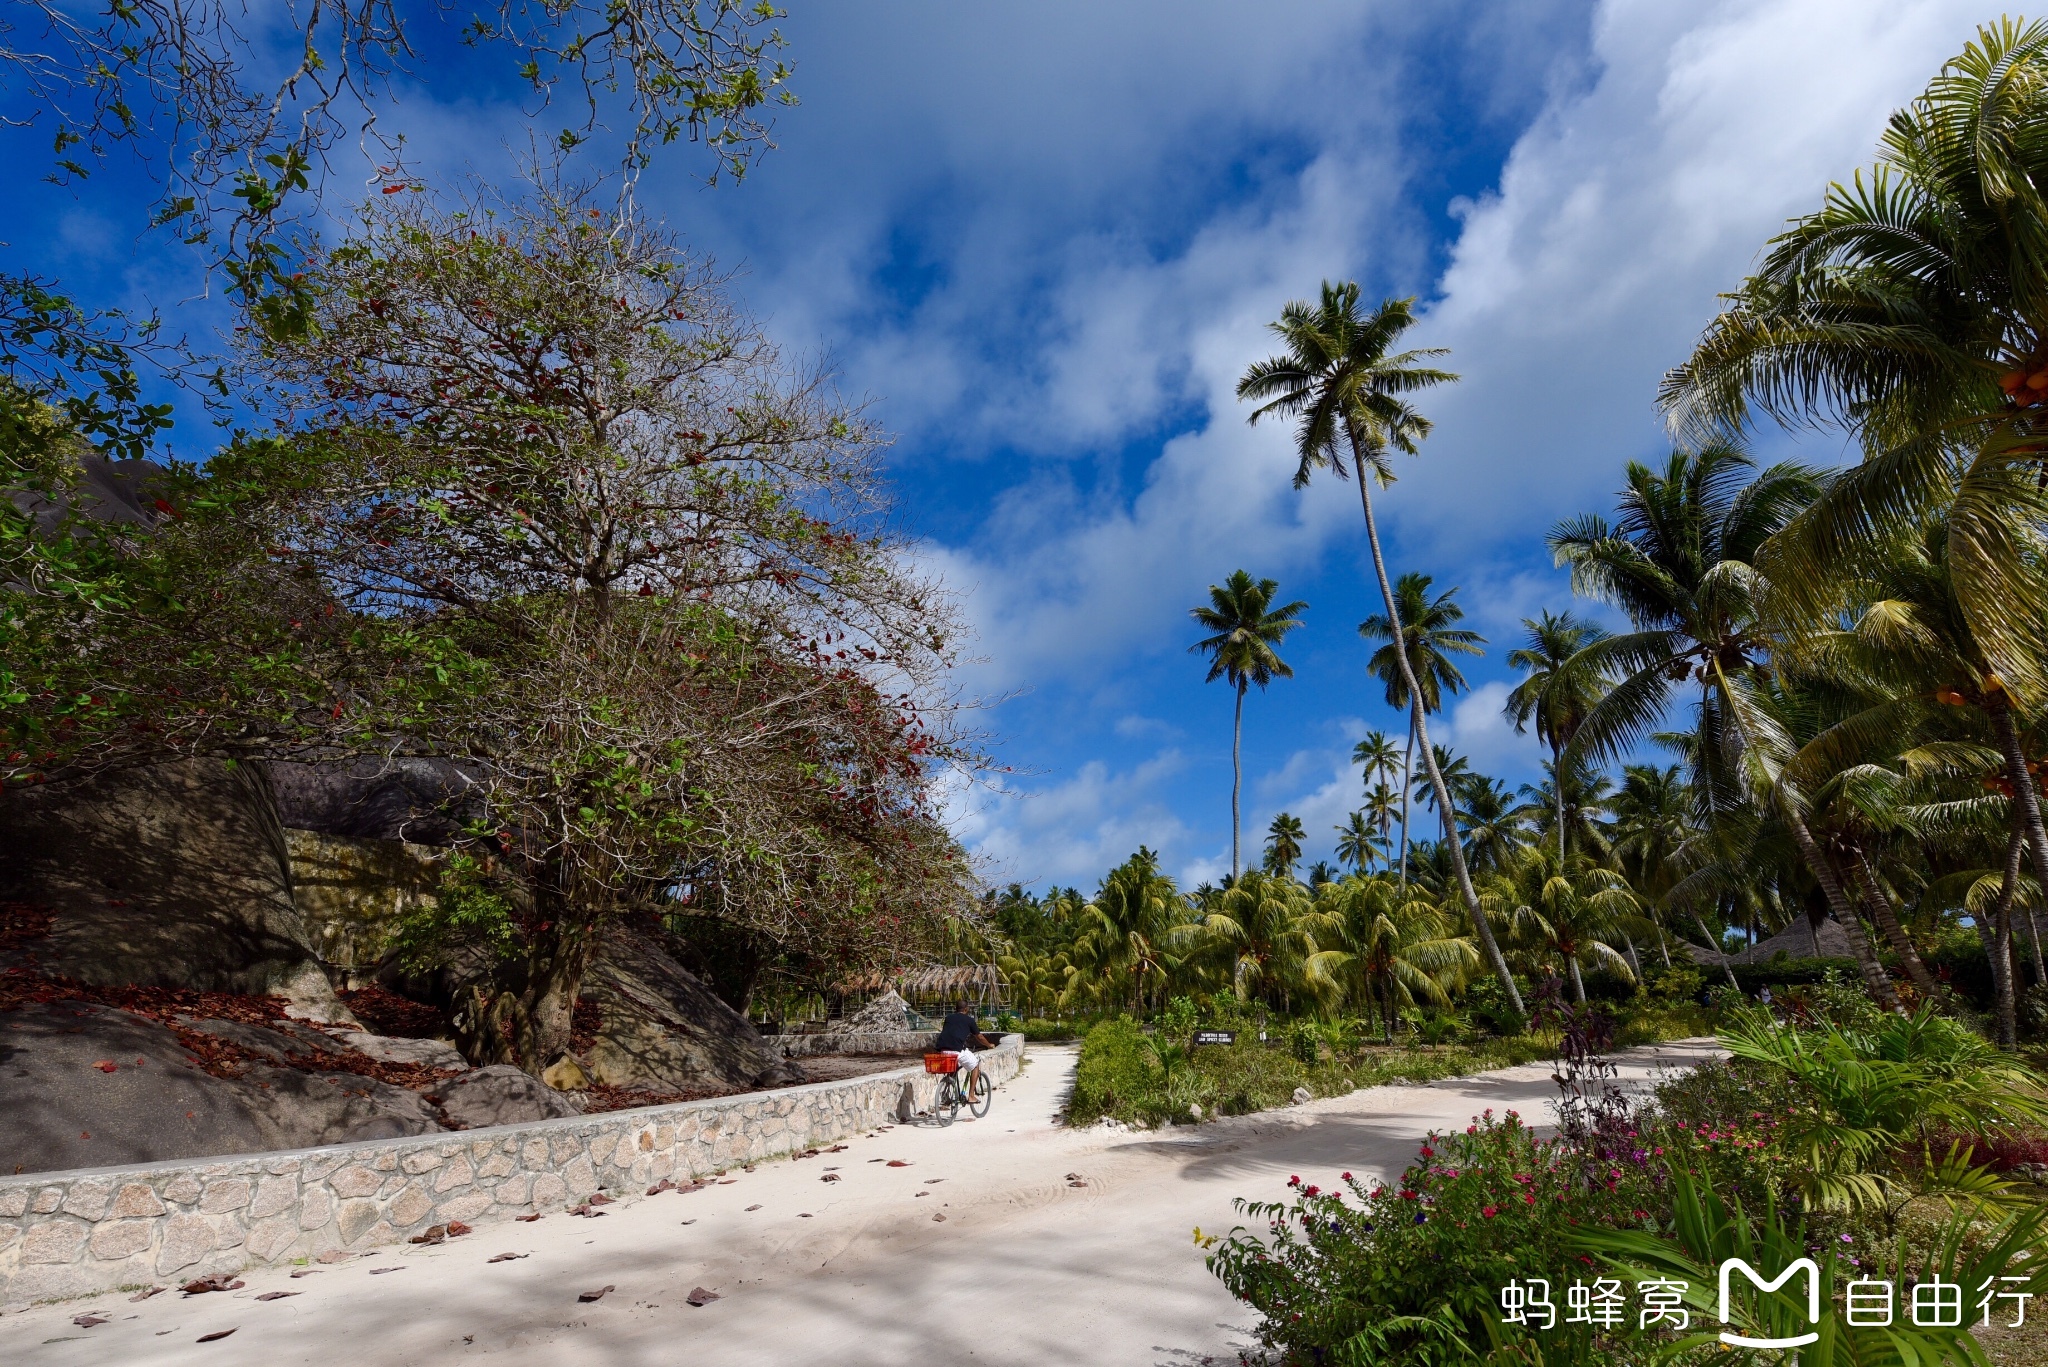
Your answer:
[1230,680,1245,881]
[1398,714,1415,886]
[1989,819,2026,1048]
[1850,850,1938,996]
[1567,952,1586,1004]
[1694,909,1739,989]
[451,907,594,1074]
[1654,923,1671,968]
[1780,803,1900,1011]
[1554,744,1567,865]
[1347,446,1523,1016]
[1987,692,2048,931]
[2026,904,2047,987]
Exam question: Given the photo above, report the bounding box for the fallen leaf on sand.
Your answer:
[255,1292,298,1301]
[868,1158,885,1163]
[487,1253,527,1263]
[72,1315,108,1328]
[315,1249,351,1263]
[820,1173,841,1182]
[515,1214,543,1223]
[744,1203,762,1211]
[924,1178,944,1184]
[915,1192,929,1197]
[289,1270,320,1279]
[182,1275,244,1295]
[932,1212,947,1222]
[129,1287,164,1302]
[196,1328,237,1342]
[567,1204,606,1217]
[447,1221,472,1236]
[1068,1180,1088,1188]
[92,1061,117,1073]
[577,1285,614,1303]
[588,1193,614,1206]
[798,1212,813,1218]
[410,1224,448,1245]
[646,1179,675,1195]
[680,1219,697,1226]
[686,1287,720,1307]
[369,1267,405,1275]
[886,1160,912,1168]
[825,1144,848,1153]
[675,1181,707,1194]
[717,1179,737,1185]
[1065,1172,1083,1180]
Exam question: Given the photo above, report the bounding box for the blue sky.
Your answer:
[0,0,1998,891]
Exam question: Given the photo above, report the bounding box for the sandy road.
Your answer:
[0,1039,1720,1367]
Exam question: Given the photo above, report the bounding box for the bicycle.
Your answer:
[925,1052,992,1125]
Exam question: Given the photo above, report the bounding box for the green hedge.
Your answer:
[1068,1017,1157,1122]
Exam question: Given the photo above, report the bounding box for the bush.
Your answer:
[1461,976,1528,1037]
[1067,1016,1157,1123]
[1016,1017,1079,1042]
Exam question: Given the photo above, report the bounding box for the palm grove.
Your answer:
[996,19,2048,1052]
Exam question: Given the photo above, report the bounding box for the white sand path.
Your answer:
[0,1039,1721,1367]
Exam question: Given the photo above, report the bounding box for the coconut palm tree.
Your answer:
[1515,756,1616,864]
[1236,283,1523,1015]
[1610,763,1695,968]
[1263,811,1306,878]
[1335,809,1385,874]
[1190,571,1308,880]
[1186,869,1320,1012]
[1307,876,1477,1041]
[1544,444,1901,1001]
[1361,574,1485,881]
[1459,775,1528,874]
[1353,729,1401,791]
[1483,850,1640,1004]
[1362,780,1401,864]
[1066,848,1188,1015]
[1504,609,1612,861]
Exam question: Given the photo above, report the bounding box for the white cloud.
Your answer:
[957,750,1201,890]
[1437,681,1540,776]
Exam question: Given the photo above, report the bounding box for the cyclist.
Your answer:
[934,999,993,1089]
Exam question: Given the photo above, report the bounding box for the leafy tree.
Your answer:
[1334,809,1385,874]
[1065,849,1187,1015]
[1190,570,1307,880]
[1360,573,1484,882]
[1186,869,1318,1013]
[1481,851,1639,1004]
[6,186,978,1072]
[1236,282,1522,1016]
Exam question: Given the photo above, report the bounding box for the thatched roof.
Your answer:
[1686,915,1859,968]
[837,963,1004,997]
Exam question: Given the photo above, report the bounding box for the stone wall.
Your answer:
[0,1036,1023,1308]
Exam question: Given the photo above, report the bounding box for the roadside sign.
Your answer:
[1192,1029,1236,1046]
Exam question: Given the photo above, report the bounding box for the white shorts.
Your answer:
[951,1048,978,1072]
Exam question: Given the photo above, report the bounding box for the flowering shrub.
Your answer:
[1206,1109,1670,1363]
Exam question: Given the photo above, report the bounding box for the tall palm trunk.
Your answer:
[1989,820,2026,1048]
[1553,741,1567,865]
[1230,679,1246,880]
[1987,691,2048,930]
[1850,850,1938,996]
[1781,804,1901,1011]
[1566,951,1586,1004]
[1348,440,1523,1016]
[1397,714,1415,885]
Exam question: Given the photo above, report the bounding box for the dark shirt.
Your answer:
[934,1011,980,1052]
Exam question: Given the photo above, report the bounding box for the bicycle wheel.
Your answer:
[934,1074,960,1126]
[967,1069,992,1118]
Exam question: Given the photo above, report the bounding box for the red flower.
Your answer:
[1482,1205,1498,1218]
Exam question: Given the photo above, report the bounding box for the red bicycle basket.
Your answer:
[924,1053,959,1074]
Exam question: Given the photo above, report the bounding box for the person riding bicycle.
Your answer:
[934,1000,993,1085]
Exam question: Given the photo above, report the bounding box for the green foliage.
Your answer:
[1067,1017,1158,1123]
[391,852,516,974]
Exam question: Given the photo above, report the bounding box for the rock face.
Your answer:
[584,927,803,1092]
[0,1001,442,1174]
[267,757,482,845]
[284,829,443,986]
[0,761,354,1023]
[835,989,915,1033]
[333,1031,470,1071]
[437,1065,583,1129]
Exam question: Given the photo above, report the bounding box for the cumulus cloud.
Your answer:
[955,750,1201,890]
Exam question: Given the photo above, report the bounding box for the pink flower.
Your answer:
[1482,1205,1498,1218]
